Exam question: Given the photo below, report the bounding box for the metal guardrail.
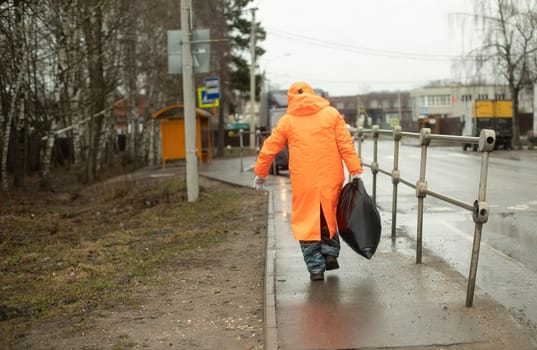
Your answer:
[356,125,496,307]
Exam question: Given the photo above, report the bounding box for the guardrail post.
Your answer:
[415,128,431,264]
[466,129,495,307]
[391,126,402,239]
[371,125,380,204]
[357,127,364,159]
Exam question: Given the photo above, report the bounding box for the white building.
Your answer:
[410,83,534,135]
[411,83,533,120]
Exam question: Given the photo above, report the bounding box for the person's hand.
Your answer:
[351,173,361,181]
[253,176,267,191]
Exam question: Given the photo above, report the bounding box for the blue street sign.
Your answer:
[205,76,220,100]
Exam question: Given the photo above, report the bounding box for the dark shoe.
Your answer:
[310,272,324,281]
[324,255,340,271]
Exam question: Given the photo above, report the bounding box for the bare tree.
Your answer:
[471,0,537,148]
[39,0,82,189]
[0,0,251,191]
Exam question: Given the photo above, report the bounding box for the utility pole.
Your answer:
[249,8,257,149]
[181,0,199,202]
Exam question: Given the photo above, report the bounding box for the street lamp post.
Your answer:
[249,8,257,149]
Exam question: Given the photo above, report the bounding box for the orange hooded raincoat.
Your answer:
[255,81,363,241]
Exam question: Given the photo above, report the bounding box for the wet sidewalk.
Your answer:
[200,157,536,350]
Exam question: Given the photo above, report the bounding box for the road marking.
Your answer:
[439,220,525,268]
[428,206,453,212]
[450,152,473,158]
[507,204,529,210]
[507,200,537,211]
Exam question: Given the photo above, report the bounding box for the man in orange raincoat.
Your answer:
[254,81,363,281]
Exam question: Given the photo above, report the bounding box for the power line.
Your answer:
[267,28,472,62]
[313,77,428,85]
[266,70,441,92]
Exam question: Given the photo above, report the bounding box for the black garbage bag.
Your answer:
[336,178,381,259]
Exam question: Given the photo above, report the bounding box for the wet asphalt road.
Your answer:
[358,139,537,338]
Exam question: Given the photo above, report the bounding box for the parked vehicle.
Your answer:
[258,90,288,174]
[463,100,513,151]
[258,88,328,174]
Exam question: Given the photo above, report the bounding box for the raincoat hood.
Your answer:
[287,81,329,116]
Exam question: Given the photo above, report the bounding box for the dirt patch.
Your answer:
[0,164,267,349]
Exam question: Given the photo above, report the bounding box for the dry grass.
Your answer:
[0,169,254,344]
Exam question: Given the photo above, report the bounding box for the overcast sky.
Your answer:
[254,0,477,96]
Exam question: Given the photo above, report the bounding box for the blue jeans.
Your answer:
[299,207,341,274]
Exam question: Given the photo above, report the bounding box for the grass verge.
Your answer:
[0,174,248,344]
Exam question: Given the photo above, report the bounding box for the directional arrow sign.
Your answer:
[197,87,220,108]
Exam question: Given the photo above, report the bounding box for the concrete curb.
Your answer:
[264,190,278,350]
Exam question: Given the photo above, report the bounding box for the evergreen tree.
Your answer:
[225,0,266,113]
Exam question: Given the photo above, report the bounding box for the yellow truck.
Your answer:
[463,100,513,150]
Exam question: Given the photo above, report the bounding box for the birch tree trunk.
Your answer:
[95,95,116,173]
[123,60,138,167]
[146,88,162,167]
[1,0,27,191]
[39,0,69,189]
[94,113,106,174]
[39,120,56,191]
[148,119,156,166]
[72,90,83,168]
[67,9,84,170]
[1,91,18,191]
[13,98,26,188]
[0,130,9,190]
[1,63,27,191]
[129,98,139,167]
[81,0,108,183]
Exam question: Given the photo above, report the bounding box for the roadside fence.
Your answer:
[356,125,495,307]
